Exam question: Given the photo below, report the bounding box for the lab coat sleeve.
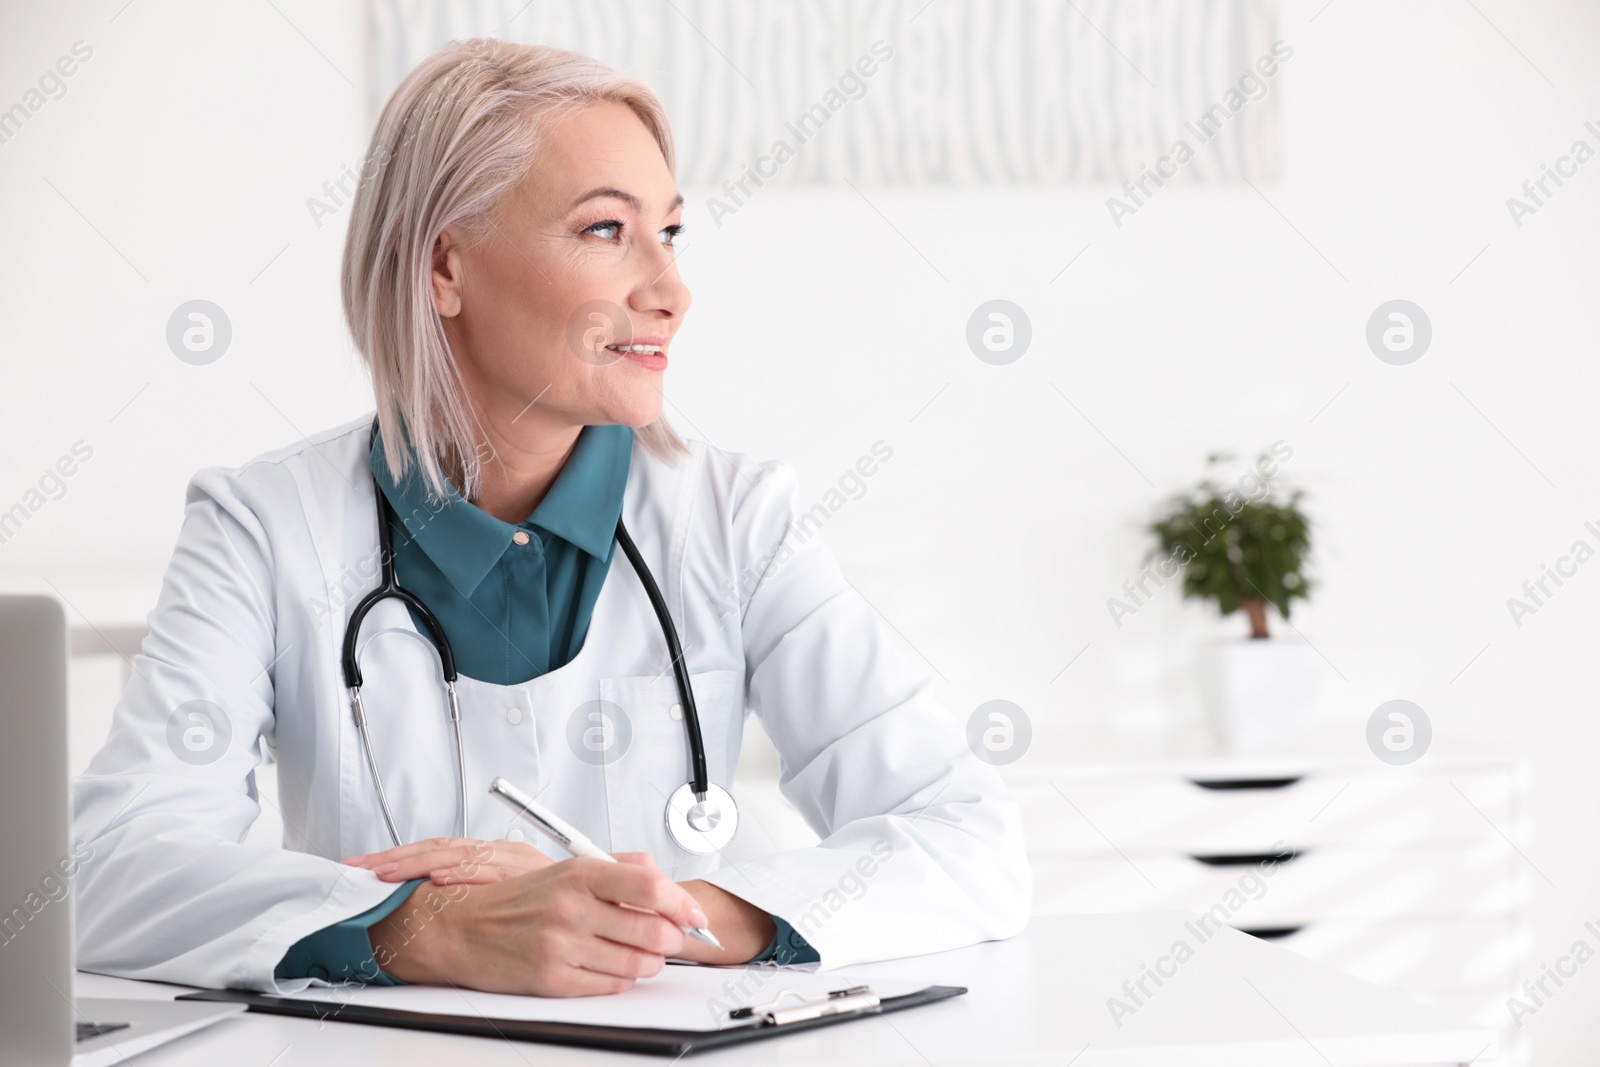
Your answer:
[699,459,1032,968]
[274,881,423,985]
[70,464,404,993]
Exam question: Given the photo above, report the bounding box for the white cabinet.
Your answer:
[1008,757,1530,1062]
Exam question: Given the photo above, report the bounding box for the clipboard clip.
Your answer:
[728,985,881,1027]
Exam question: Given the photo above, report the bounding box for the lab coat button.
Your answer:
[506,828,524,843]
[512,531,531,546]
[668,703,683,720]
[506,707,523,725]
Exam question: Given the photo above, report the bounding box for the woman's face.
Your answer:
[431,99,691,436]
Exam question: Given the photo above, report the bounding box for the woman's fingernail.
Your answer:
[689,907,709,926]
[374,862,400,877]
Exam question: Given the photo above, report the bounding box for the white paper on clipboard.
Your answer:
[273,963,933,1033]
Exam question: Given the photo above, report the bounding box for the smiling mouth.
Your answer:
[604,344,663,354]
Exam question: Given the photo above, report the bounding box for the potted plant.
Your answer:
[1144,449,1320,752]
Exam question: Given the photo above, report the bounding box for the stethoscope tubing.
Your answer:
[612,518,710,798]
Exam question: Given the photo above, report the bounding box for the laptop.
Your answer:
[0,594,245,1066]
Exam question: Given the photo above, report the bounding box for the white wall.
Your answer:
[3,1,1597,1060]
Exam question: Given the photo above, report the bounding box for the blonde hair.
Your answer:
[342,37,690,504]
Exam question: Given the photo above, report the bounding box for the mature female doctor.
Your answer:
[71,38,1030,997]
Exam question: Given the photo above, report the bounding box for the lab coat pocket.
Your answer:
[596,669,743,859]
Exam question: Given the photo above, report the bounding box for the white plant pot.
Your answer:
[1195,637,1324,754]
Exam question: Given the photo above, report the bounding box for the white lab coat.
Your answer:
[71,412,1031,993]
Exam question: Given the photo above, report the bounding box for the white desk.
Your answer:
[74,913,1495,1066]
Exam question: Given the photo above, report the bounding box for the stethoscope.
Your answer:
[341,417,738,856]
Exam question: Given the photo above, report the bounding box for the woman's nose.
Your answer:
[633,242,691,320]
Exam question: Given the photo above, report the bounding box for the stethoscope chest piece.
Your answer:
[665,782,739,854]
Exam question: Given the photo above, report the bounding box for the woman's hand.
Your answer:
[344,837,554,886]
[369,853,708,996]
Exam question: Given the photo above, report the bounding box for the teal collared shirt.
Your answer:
[369,420,633,685]
[273,419,815,983]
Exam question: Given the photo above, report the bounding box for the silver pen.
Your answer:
[488,776,723,950]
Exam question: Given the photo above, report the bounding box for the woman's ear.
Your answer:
[431,227,464,318]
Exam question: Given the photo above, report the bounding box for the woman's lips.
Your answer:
[605,339,667,370]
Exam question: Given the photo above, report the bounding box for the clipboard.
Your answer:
[177,979,966,1056]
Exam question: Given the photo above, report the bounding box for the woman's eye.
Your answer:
[581,219,684,247]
